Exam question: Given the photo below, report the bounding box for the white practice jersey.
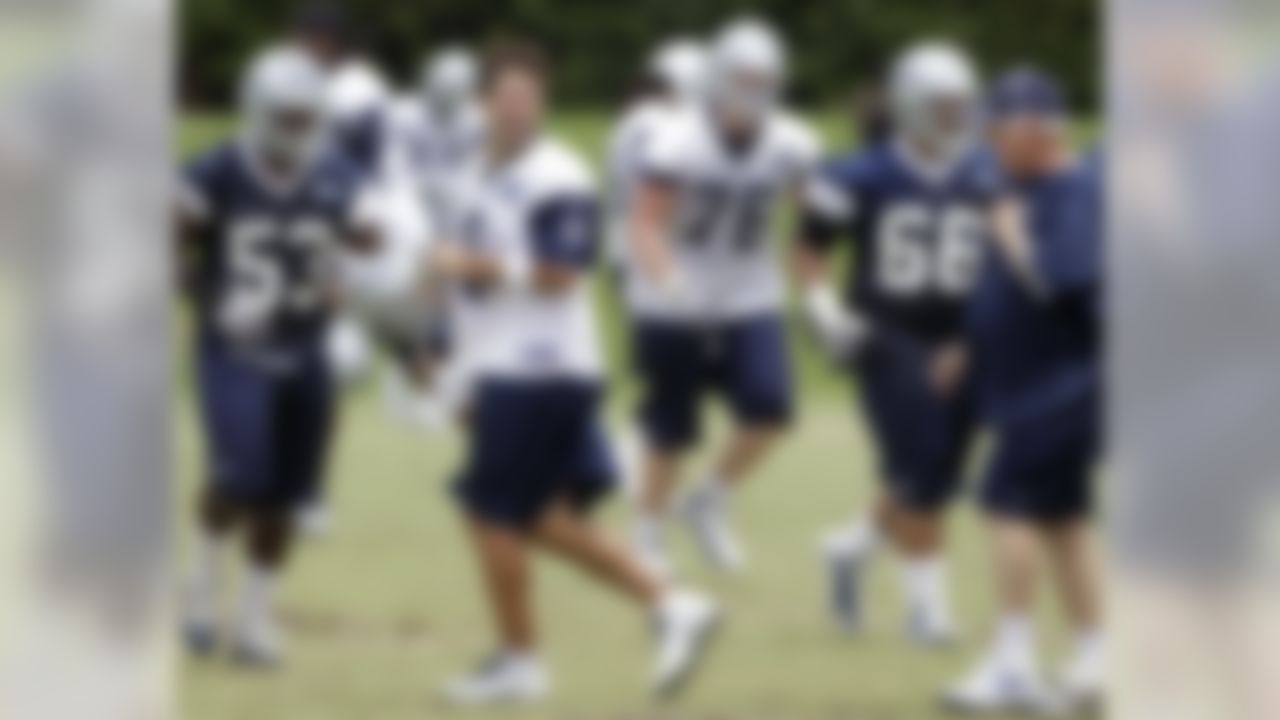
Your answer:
[382,99,486,234]
[450,136,604,383]
[604,99,681,266]
[631,108,821,321]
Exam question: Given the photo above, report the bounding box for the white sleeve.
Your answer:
[787,119,824,186]
[640,120,688,182]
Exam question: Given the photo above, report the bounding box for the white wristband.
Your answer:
[805,284,848,331]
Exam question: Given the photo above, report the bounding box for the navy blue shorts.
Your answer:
[855,332,976,511]
[197,343,335,510]
[454,379,616,530]
[633,315,794,451]
[981,391,1100,521]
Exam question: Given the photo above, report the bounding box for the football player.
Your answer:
[176,46,379,665]
[291,1,391,177]
[431,41,720,706]
[394,46,487,231]
[605,37,706,280]
[942,67,1103,715]
[289,0,392,534]
[798,41,999,643]
[627,18,820,576]
[329,47,487,429]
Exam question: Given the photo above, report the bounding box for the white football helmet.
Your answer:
[890,41,981,157]
[327,58,390,122]
[422,47,479,117]
[705,18,787,126]
[240,46,331,168]
[648,38,707,103]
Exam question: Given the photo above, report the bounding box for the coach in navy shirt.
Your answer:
[940,68,1104,714]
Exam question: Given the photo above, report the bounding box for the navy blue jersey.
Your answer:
[334,107,387,179]
[804,142,1005,342]
[182,141,363,361]
[968,156,1103,424]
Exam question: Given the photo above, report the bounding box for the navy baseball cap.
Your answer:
[988,66,1067,118]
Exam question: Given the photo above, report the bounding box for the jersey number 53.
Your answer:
[222,217,335,326]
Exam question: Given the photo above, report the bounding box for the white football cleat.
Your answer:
[682,484,746,573]
[231,616,285,669]
[441,653,550,707]
[1059,640,1106,712]
[180,584,219,657]
[652,590,722,698]
[942,654,1064,716]
[819,528,871,633]
[907,604,960,648]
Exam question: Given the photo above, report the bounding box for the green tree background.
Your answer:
[181,0,1098,110]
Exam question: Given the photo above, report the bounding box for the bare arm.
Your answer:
[628,178,679,286]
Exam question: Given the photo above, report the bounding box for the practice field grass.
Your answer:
[179,111,1085,719]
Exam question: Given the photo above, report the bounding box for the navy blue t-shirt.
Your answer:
[968,154,1103,424]
[182,141,363,361]
[804,141,1005,342]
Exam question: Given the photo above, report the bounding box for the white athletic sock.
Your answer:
[700,473,730,508]
[239,564,280,635]
[188,530,226,596]
[635,513,666,547]
[830,515,880,557]
[993,613,1036,673]
[1070,627,1103,667]
[903,555,951,627]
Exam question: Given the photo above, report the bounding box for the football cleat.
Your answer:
[942,654,1064,716]
[652,590,722,698]
[1059,640,1106,713]
[181,584,220,657]
[819,529,870,633]
[907,605,959,648]
[181,617,218,658]
[441,653,550,706]
[231,618,285,669]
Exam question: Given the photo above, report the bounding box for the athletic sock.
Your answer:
[1069,627,1103,669]
[188,529,226,598]
[635,513,666,549]
[699,472,731,509]
[239,564,280,636]
[903,555,951,628]
[993,613,1036,673]
[829,515,880,557]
